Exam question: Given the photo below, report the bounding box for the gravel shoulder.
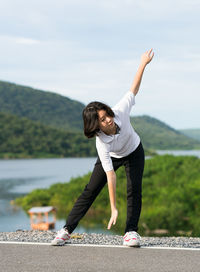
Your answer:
[0,230,200,248]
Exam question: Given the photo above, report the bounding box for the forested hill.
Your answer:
[0,80,84,132]
[0,112,96,158]
[0,110,199,159]
[179,129,200,142]
[131,115,200,150]
[0,80,200,151]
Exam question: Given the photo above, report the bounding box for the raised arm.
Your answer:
[130,49,154,96]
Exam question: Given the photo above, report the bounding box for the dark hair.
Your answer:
[82,101,115,138]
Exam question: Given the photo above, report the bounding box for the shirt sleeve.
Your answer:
[112,91,135,115]
[96,137,113,172]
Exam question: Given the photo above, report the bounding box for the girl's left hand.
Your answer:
[141,48,154,66]
[107,208,118,229]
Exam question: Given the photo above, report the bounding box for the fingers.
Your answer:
[107,218,112,229]
[150,51,154,60]
[107,216,117,229]
[107,209,118,230]
[144,48,154,63]
[147,49,153,58]
[145,49,152,54]
[107,218,115,229]
[145,48,153,55]
[148,48,153,55]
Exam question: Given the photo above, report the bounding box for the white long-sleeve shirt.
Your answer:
[96,91,140,172]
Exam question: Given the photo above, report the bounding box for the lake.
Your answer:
[0,150,200,233]
[0,157,101,233]
[156,150,200,157]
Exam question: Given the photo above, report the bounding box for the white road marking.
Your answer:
[0,241,200,251]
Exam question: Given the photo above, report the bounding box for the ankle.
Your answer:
[64,227,70,234]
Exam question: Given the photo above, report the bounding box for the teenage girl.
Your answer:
[51,49,154,247]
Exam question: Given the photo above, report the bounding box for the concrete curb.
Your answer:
[1,241,200,251]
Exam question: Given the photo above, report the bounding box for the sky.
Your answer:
[0,0,199,129]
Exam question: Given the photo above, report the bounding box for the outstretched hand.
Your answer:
[107,208,118,230]
[141,48,154,66]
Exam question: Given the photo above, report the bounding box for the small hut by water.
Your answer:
[28,206,56,230]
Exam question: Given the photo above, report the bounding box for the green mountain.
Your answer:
[0,80,84,131]
[0,112,96,158]
[0,112,155,158]
[131,116,200,150]
[179,129,200,142]
[0,80,199,152]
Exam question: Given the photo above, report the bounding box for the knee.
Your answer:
[82,184,95,199]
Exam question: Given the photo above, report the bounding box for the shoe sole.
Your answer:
[51,243,65,246]
[123,241,140,247]
[125,244,140,247]
[51,240,66,246]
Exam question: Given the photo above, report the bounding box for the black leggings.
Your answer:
[64,142,145,234]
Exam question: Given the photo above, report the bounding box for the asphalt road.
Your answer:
[1,243,200,272]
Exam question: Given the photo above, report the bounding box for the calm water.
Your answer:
[0,150,200,233]
[156,150,200,157]
[0,157,100,232]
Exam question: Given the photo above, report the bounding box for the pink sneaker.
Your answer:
[123,231,141,247]
[51,228,71,246]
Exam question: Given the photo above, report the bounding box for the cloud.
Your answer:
[15,37,40,45]
[0,34,41,44]
[0,0,199,129]
[1,0,199,32]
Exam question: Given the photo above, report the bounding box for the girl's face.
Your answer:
[98,110,115,134]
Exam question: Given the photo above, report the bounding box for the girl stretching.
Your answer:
[51,49,154,247]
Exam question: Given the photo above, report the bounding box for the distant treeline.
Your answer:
[0,112,96,158]
[15,155,200,237]
[0,112,156,158]
[0,79,200,158]
[180,128,200,142]
[132,115,200,150]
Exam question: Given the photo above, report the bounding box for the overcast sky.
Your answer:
[0,0,199,129]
